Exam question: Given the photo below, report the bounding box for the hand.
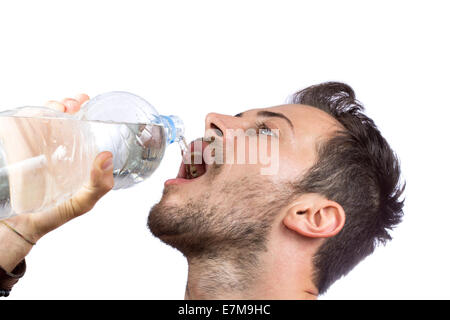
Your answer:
[0,94,114,272]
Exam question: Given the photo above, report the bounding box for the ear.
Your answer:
[282,194,346,239]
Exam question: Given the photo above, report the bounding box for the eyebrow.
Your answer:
[235,110,294,130]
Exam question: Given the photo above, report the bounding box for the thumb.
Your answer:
[31,152,114,239]
[68,151,114,218]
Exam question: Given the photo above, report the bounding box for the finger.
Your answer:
[31,151,114,236]
[69,151,114,217]
[44,100,66,112]
[74,93,90,106]
[62,98,81,114]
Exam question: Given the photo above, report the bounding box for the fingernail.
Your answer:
[101,158,114,171]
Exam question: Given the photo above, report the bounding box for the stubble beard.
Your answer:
[147,175,290,260]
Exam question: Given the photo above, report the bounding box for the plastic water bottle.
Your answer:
[0,91,185,219]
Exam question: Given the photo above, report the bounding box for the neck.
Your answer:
[184,247,318,300]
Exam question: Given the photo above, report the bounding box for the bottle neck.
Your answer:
[159,115,185,145]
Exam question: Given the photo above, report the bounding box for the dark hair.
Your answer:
[290,82,405,294]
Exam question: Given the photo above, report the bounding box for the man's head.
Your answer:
[148,82,404,295]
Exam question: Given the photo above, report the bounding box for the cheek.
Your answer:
[213,135,310,181]
[276,153,314,183]
[219,162,258,178]
[222,134,278,166]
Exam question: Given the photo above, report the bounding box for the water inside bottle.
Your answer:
[0,115,166,217]
[89,119,166,189]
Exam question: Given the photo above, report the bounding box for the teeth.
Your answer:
[185,163,190,177]
[185,164,199,179]
[183,150,203,179]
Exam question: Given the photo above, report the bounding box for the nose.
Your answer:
[205,112,246,138]
[205,113,224,137]
[205,112,237,138]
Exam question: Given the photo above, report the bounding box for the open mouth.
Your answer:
[165,139,210,186]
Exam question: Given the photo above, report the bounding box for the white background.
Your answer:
[1,0,449,299]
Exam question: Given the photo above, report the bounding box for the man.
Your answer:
[0,82,404,299]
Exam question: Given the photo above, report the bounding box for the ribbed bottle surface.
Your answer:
[0,92,184,218]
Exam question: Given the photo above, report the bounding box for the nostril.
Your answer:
[210,123,223,137]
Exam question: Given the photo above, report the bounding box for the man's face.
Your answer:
[148,104,340,257]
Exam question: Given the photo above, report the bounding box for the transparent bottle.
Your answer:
[0,91,185,220]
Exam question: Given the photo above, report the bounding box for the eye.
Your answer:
[256,121,277,137]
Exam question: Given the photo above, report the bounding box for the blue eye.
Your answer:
[260,128,274,136]
[256,121,276,136]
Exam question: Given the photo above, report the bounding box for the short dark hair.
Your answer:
[290,82,405,294]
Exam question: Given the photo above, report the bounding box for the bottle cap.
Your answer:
[159,115,185,144]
